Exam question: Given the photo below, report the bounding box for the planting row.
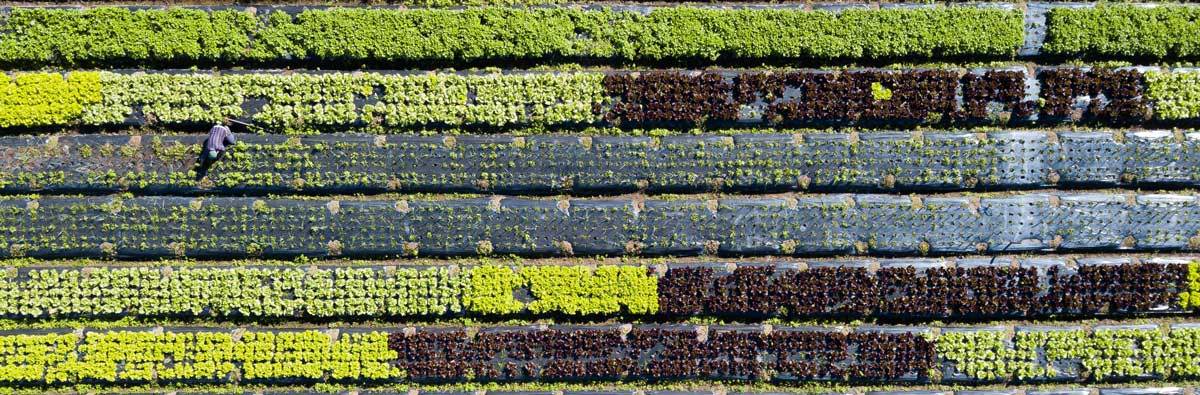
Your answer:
[938,323,1200,382]
[0,264,657,319]
[8,4,1200,68]
[0,257,1194,320]
[389,325,933,382]
[9,130,1200,195]
[1041,4,1200,59]
[2,323,1200,385]
[6,68,1200,131]
[7,193,1200,258]
[64,389,1200,395]
[607,67,1198,126]
[0,6,1022,68]
[657,257,1199,319]
[0,329,400,384]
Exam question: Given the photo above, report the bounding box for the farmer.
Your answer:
[202,122,236,163]
[195,122,237,180]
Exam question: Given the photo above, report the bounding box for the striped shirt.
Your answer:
[204,124,235,152]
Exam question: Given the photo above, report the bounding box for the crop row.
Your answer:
[609,67,1196,126]
[658,258,1196,319]
[6,130,1200,195]
[1042,5,1200,59]
[6,67,1200,131]
[8,193,1200,259]
[938,324,1200,382]
[47,389,1198,395]
[3,264,655,319]
[390,325,933,382]
[0,257,1193,320]
[2,323,1200,385]
[0,6,1022,68]
[9,4,1200,68]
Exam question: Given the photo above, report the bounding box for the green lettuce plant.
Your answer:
[0,72,100,127]
[1146,70,1200,120]
[521,265,658,315]
[1044,5,1200,59]
[462,265,524,315]
[0,7,1023,68]
[1181,261,1200,309]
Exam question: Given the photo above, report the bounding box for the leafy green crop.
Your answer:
[79,72,606,131]
[0,329,400,384]
[1044,5,1200,59]
[0,7,1023,68]
[461,265,660,316]
[937,330,1032,381]
[0,266,466,318]
[6,67,1196,131]
[1146,70,1200,120]
[0,72,100,128]
[521,265,658,315]
[257,7,1023,63]
[870,82,893,101]
[463,265,525,315]
[1182,261,1200,309]
[939,326,1200,381]
[0,264,666,319]
[0,8,257,67]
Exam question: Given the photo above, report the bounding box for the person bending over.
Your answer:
[195,122,237,180]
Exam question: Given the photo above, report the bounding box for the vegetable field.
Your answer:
[4,1,1200,395]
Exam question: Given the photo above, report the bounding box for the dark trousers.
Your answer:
[194,149,226,180]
